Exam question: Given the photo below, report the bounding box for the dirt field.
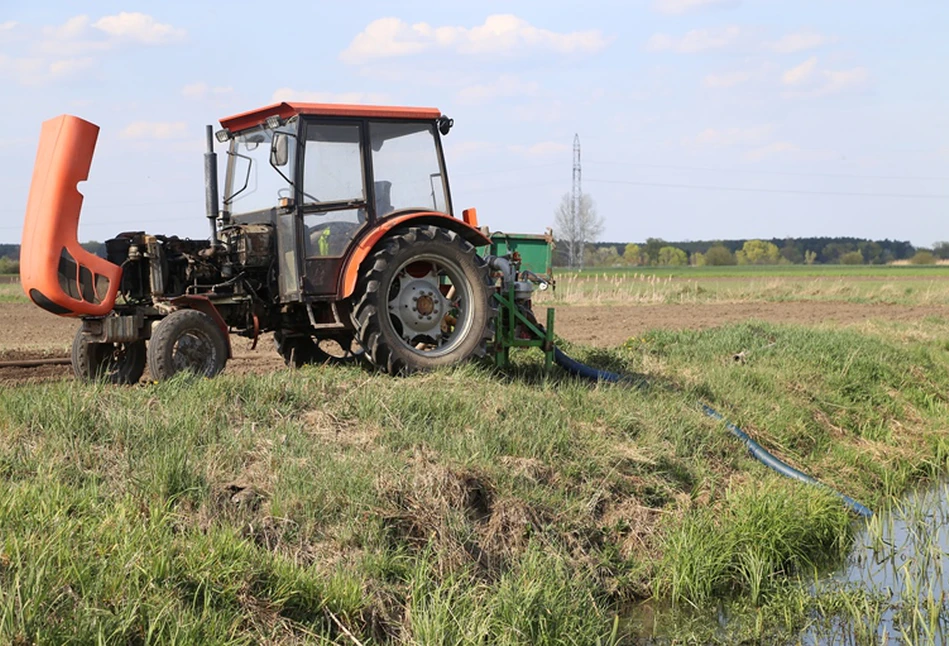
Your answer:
[3,299,948,385]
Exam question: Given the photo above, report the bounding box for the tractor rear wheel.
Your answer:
[351,225,495,375]
[71,327,146,384]
[148,309,228,380]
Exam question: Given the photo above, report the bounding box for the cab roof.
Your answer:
[219,102,443,134]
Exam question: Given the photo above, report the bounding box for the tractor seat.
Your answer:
[374,180,394,217]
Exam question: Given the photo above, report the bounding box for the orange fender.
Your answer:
[20,115,121,317]
[338,210,490,299]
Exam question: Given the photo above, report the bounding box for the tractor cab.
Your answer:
[216,103,458,300]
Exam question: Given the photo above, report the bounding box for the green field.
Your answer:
[540,264,949,306]
[2,313,949,643]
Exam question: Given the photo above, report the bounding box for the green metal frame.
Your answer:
[482,230,556,369]
[491,286,555,370]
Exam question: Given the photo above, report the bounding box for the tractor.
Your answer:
[20,102,555,382]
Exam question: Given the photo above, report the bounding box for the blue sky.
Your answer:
[1,0,947,247]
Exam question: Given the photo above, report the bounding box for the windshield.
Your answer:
[369,122,449,216]
[224,122,295,214]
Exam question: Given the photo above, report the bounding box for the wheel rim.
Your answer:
[171,329,217,374]
[385,253,476,358]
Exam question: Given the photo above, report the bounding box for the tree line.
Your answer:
[0,242,107,275]
[549,191,946,268]
[555,238,949,267]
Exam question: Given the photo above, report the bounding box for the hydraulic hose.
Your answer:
[552,347,873,517]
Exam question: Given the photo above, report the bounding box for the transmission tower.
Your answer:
[571,134,582,267]
[571,133,581,225]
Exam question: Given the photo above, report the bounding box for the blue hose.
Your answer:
[553,347,873,517]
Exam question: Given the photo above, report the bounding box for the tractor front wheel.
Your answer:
[71,327,146,384]
[351,225,495,375]
[148,309,228,380]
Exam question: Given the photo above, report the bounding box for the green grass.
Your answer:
[0,281,26,303]
[556,264,949,279]
[1,319,949,642]
[539,266,949,306]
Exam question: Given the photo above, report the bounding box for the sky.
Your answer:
[1,0,947,248]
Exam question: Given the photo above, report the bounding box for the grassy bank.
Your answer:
[1,318,949,643]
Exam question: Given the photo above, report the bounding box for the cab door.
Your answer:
[299,120,369,296]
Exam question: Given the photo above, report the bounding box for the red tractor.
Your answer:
[20,102,551,382]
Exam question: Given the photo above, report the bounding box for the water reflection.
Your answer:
[804,480,949,645]
[625,482,949,644]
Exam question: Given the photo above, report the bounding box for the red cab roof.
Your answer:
[219,102,442,133]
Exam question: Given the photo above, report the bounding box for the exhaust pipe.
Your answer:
[204,125,220,244]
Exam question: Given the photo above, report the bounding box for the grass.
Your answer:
[0,280,26,303]
[539,265,949,306]
[1,317,949,643]
[557,265,949,279]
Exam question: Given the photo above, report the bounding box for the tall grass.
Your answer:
[538,268,949,306]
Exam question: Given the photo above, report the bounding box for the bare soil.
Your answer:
[2,300,947,384]
[551,302,949,347]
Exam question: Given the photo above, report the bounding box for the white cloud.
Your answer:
[782,56,818,85]
[690,125,772,147]
[456,75,539,104]
[0,53,93,85]
[48,57,94,76]
[508,141,570,158]
[3,13,186,86]
[92,12,185,44]
[270,88,391,104]
[745,141,800,161]
[821,66,869,93]
[653,0,739,14]
[443,140,499,160]
[781,57,870,97]
[121,121,188,140]
[341,14,610,64]
[44,15,90,40]
[702,70,751,88]
[182,82,234,100]
[646,26,742,53]
[769,30,832,54]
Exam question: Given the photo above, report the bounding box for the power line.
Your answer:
[585,160,949,182]
[585,177,949,199]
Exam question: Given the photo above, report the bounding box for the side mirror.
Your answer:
[270,133,289,167]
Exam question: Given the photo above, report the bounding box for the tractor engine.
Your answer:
[104,224,275,316]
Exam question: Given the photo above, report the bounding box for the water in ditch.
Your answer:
[626,480,949,644]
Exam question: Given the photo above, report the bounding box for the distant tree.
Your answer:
[933,241,949,260]
[911,250,935,265]
[821,242,856,264]
[839,250,864,265]
[554,193,603,269]
[692,252,706,266]
[736,240,781,265]
[804,250,817,265]
[623,243,643,266]
[642,238,665,266]
[592,245,622,267]
[780,240,803,264]
[857,241,883,265]
[0,257,18,274]
[657,246,688,266]
[705,244,736,266]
